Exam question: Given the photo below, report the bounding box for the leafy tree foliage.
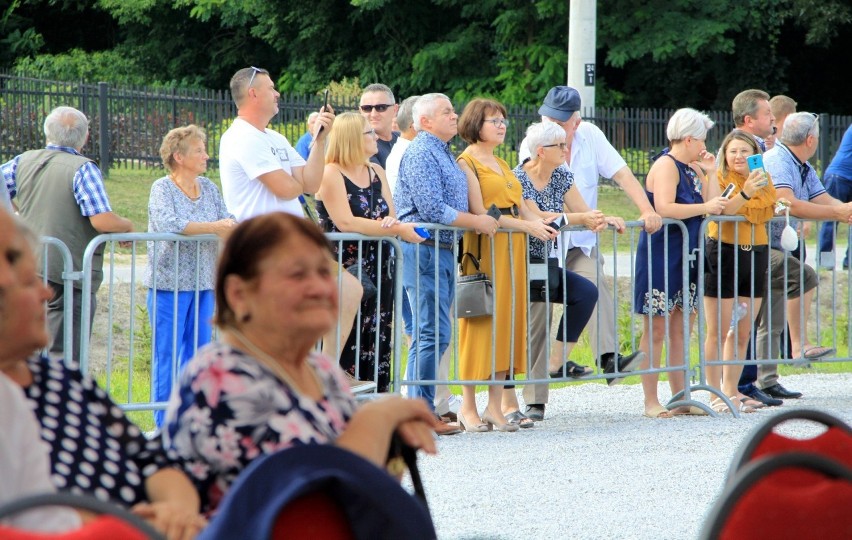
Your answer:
[2,0,850,111]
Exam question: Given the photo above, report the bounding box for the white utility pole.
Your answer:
[567,0,597,116]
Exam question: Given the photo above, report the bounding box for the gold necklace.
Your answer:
[169,174,200,200]
[229,329,321,397]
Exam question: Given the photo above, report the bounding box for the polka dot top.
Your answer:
[23,355,172,506]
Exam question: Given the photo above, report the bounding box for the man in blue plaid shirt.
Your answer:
[2,106,133,361]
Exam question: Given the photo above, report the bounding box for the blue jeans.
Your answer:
[148,289,214,426]
[402,242,455,410]
[819,173,852,265]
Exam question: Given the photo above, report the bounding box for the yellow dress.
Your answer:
[457,152,528,380]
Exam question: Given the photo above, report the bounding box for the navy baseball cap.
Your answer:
[538,86,581,121]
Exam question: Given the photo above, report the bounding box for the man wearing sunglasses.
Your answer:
[359,84,400,168]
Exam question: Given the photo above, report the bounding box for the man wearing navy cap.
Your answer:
[518,86,662,420]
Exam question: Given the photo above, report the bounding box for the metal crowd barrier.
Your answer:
[37,237,75,361]
[45,216,851,419]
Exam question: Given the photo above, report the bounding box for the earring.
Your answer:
[239,312,251,323]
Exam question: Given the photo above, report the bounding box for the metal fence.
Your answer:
[37,214,852,422]
[3,73,850,179]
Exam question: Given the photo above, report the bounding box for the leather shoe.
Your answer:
[433,416,462,436]
[762,383,803,399]
[742,385,783,406]
[525,404,544,421]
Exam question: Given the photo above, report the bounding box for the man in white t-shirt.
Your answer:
[220,66,332,220]
[518,86,663,420]
[219,67,363,364]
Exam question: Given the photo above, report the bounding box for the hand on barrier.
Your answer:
[604,215,627,234]
[473,213,499,237]
[639,209,663,234]
[525,218,559,242]
[398,222,427,243]
[582,209,607,232]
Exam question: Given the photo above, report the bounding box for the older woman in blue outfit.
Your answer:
[633,109,727,418]
[146,125,236,426]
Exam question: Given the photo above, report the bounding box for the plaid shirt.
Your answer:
[2,145,112,217]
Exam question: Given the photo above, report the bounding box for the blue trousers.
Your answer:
[402,243,455,410]
[818,174,852,265]
[147,289,214,426]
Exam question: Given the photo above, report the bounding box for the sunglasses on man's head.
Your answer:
[248,66,264,88]
[360,104,393,113]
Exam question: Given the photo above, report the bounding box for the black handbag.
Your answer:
[456,251,494,318]
[346,262,378,300]
[529,257,561,302]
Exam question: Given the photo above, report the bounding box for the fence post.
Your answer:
[817,112,830,175]
[98,81,110,176]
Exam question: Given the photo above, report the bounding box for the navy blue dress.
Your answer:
[634,154,704,315]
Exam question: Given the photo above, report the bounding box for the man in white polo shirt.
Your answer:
[518,86,662,420]
[220,66,362,364]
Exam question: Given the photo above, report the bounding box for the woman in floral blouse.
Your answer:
[164,213,439,514]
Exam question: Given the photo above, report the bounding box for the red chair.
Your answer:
[726,408,852,482]
[700,452,852,540]
[0,493,162,539]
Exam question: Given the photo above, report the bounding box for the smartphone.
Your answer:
[721,183,736,199]
[413,227,431,239]
[316,89,330,135]
[746,154,764,172]
[486,204,502,221]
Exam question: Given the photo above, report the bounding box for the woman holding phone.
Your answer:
[703,129,777,413]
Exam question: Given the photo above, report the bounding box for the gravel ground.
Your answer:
[412,373,852,540]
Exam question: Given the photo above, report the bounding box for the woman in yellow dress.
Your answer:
[456,99,558,432]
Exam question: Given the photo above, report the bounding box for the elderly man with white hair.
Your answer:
[1,106,133,361]
[753,112,852,400]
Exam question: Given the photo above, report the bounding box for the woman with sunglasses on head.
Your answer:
[454,100,561,432]
[315,112,425,392]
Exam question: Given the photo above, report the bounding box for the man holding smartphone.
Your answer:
[219,67,365,366]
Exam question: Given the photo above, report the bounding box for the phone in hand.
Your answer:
[721,183,736,199]
[746,154,764,172]
[316,89,330,136]
[486,204,502,221]
[413,227,431,239]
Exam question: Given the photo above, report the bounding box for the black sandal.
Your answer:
[549,360,594,379]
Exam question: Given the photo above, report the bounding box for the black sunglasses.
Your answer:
[360,104,394,113]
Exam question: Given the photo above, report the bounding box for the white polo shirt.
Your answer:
[519,121,626,256]
[220,118,307,220]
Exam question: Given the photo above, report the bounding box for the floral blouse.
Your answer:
[163,342,358,514]
[513,163,575,260]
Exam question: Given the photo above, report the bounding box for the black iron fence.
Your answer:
[2,73,849,179]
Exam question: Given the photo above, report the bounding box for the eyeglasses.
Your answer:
[542,143,567,150]
[359,104,394,113]
[363,128,377,137]
[247,66,267,89]
[484,118,509,128]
